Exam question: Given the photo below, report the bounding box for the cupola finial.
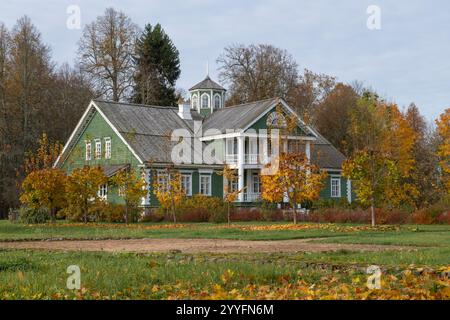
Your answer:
[206,61,209,77]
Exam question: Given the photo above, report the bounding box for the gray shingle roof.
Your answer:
[202,98,278,134]
[311,144,346,170]
[94,100,204,164]
[189,76,226,91]
[59,98,345,170]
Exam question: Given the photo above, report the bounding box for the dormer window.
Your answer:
[214,94,221,109]
[201,94,210,109]
[192,94,198,109]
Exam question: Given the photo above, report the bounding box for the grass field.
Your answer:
[0,220,449,299]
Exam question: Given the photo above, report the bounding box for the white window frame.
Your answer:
[104,137,111,159]
[156,170,169,192]
[85,141,91,161]
[199,174,212,196]
[252,173,260,194]
[181,173,192,196]
[201,93,210,109]
[94,139,102,159]
[331,176,341,198]
[226,138,237,155]
[192,94,198,109]
[214,94,221,109]
[98,184,108,200]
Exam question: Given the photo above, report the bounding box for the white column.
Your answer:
[246,169,252,200]
[347,178,352,203]
[237,136,245,202]
[305,141,311,163]
[210,90,213,114]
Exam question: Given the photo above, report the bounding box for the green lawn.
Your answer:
[0,220,448,299]
[1,220,449,246]
[0,249,448,299]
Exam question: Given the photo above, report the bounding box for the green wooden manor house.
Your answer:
[54,74,352,208]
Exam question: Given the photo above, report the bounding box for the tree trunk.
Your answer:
[125,200,129,224]
[171,196,176,223]
[370,198,376,227]
[227,202,230,226]
[83,199,88,223]
[293,203,297,224]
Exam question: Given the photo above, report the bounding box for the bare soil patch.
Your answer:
[0,238,415,253]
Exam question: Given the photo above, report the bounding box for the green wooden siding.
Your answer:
[148,168,223,207]
[60,110,142,205]
[320,173,348,201]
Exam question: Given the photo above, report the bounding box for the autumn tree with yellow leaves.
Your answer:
[111,167,147,224]
[23,133,63,175]
[20,168,67,222]
[261,153,327,224]
[65,166,107,223]
[220,165,244,225]
[152,168,185,223]
[436,108,450,194]
[343,94,417,226]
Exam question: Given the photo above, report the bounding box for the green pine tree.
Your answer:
[132,23,181,106]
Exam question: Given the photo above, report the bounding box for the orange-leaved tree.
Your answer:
[23,133,63,175]
[152,168,185,223]
[111,167,147,223]
[65,166,107,223]
[261,152,327,224]
[20,168,67,222]
[343,95,417,226]
[220,165,244,225]
[436,108,450,194]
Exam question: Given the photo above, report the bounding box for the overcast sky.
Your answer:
[1,0,449,122]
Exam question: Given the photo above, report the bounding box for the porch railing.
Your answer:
[243,192,261,202]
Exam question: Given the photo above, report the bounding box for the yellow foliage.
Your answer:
[261,152,327,223]
[436,109,450,193]
[20,168,67,220]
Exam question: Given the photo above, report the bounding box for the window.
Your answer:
[98,184,108,200]
[118,186,125,197]
[226,138,237,155]
[157,171,169,192]
[181,173,192,196]
[95,139,101,159]
[104,137,111,159]
[192,94,198,109]
[85,141,91,160]
[200,174,211,196]
[266,112,287,128]
[201,94,209,109]
[214,95,221,109]
[331,177,341,198]
[252,173,260,194]
[229,179,238,193]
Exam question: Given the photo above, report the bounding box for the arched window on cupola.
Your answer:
[201,94,210,109]
[192,94,198,109]
[214,94,221,109]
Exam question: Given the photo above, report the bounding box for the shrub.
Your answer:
[8,208,20,223]
[230,208,263,221]
[260,201,280,221]
[176,195,227,223]
[411,196,450,224]
[140,209,165,222]
[59,205,84,222]
[18,206,51,224]
[91,202,125,223]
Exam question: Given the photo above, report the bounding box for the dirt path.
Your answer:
[0,238,415,253]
